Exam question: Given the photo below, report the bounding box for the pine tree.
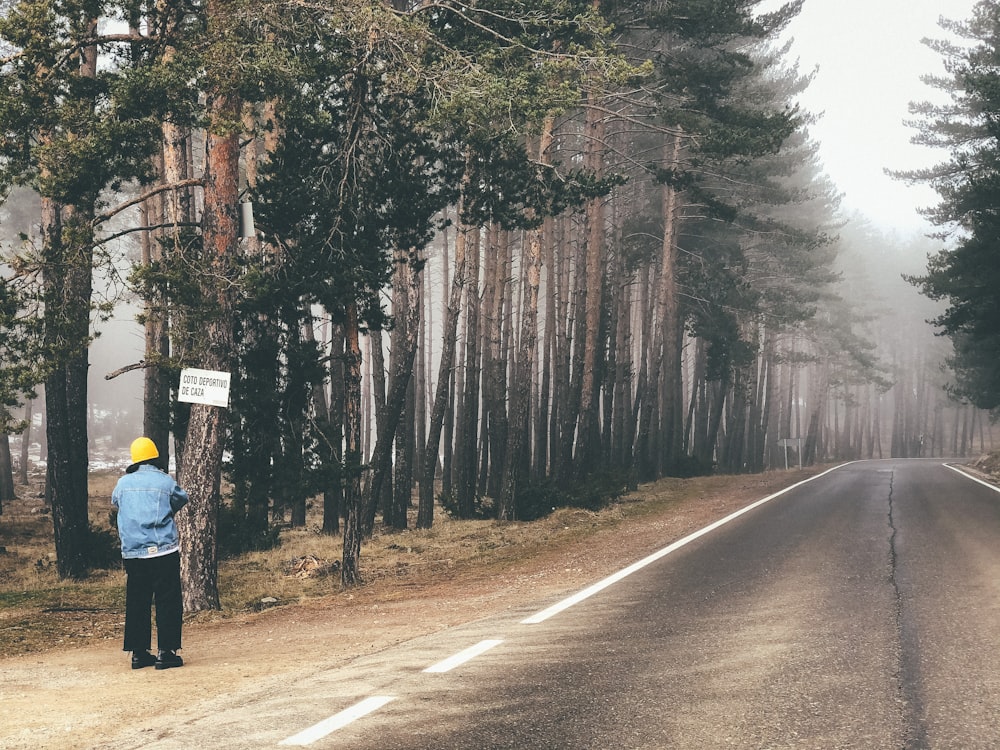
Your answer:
[0,0,159,577]
[901,1,1000,410]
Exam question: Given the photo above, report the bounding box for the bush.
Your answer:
[218,503,282,558]
[438,469,631,522]
[669,453,713,478]
[516,469,632,521]
[85,524,123,570]
[438,489,495,520]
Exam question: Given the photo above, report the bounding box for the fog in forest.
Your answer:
[1,187,145,469]
[1,0,994,479]
[4,190,993,476]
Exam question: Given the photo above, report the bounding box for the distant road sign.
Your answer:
[178,368,231,408]
[778,437,803,469]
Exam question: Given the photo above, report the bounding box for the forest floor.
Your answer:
[0,456,993,749]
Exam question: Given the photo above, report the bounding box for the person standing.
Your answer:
[112,436,189,670]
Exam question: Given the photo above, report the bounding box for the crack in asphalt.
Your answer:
[888,469,928,749]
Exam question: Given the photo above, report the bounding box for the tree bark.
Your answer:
[0,433,14,507]
[43,199,93,580]
[481,225,509,498]
[559,219,585,478]
[176,84,241,612]
[39,17,98,581]
[499,122,552,518]
[17,399,32,485]
[418,209,469,529]
[387,254,418,530]
[575,92,607,472]
[659,162,684,475]
[284,316,309,528]
[142,26,194,465]
[362,250,421,534]
[342,302,364,586]
[498,227,543,519]
[366,328,390,517]
[533,214,555,480]
[455,227,481,516]
[322,321,345,535]
[637,135,682,480]
[143,120,191,463]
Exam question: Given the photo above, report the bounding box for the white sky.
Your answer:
[770,0,979,234]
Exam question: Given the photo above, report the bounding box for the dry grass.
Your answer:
[972,452,1000,478]
[1,467,812,658]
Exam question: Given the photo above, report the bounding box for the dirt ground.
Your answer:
[0,466,847,749]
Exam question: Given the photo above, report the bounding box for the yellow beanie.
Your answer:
[129,436,159,464]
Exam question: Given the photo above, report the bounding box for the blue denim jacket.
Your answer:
[112,464,190,559]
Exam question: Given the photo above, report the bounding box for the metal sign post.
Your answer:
[778,437,804,470]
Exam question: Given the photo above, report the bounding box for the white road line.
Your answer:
[521,463,850,624]
[278,696,395,746]
[945,463,1000,493]
[423,639,504,673]
[279,464,856,744]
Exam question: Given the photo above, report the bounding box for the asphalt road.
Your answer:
[121,459,1000,749]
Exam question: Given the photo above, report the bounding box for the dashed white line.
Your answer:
[423,639,504,673]
[521,462,850,624]
[278,641,505,744]
[278,696,395,746]
[279,463,856,744]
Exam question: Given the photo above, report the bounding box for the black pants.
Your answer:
[123,551,182,653]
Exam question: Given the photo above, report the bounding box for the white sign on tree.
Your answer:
[178,368,231,408]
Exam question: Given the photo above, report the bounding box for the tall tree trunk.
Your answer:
[746,327,767,472]
[322,322,345,535]
[176,86,241,612]
[686,337,708,462]
[144,123,190,463]
[499,123,551,518]
[455,228,481,516]
[43,198,93,580]
[363,250,420,534]
[575,93,607,473]
[498,227,542,520]
[284,316,309,528]
[803,364,830,465]
[630,262,653,471]
[637,135,682,480]
[418,208,469,529]
[413,268,427,515]
[389,368,415,530]
[342,302,364,586]
[481,225,508,498]
[17,398,32,485]
[533,215,555,480]
[550,216,573,480]
[700,377,724,467]
[659,159,684,475]
[143,20,194,465]
[388,261,418,530]
[559,221,585,477]
[367,329,390,516]
[0,433,14,507]
[762,333,782,470]
[606,240,628,468]
[43,19,98,581]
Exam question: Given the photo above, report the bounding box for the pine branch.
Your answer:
[93,178,204,226]
[105,360,147,380]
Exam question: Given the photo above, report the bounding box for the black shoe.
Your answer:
[155,650,183,670]
[131,650,156,670]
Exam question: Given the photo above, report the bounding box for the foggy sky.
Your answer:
[772,0,978,235]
